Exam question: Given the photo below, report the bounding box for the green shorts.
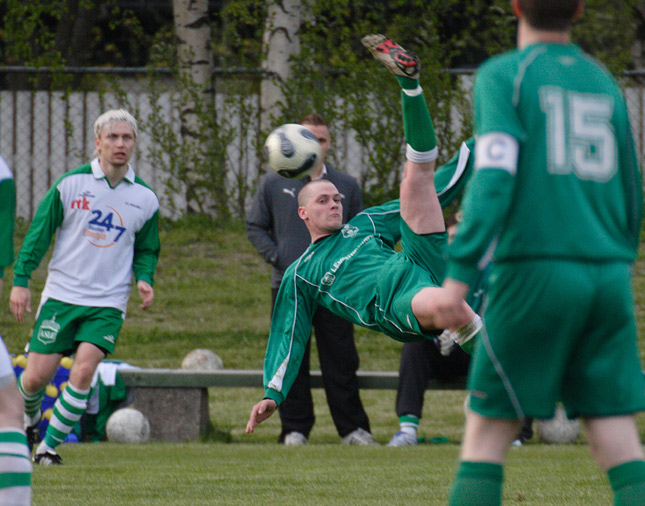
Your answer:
[468,260,645,420]
[28,298,125,356]
[375,221,447,342]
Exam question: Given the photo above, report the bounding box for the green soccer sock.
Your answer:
[400,88,437,162]
[42,382,89,450]
[17,373,44,422]
[0,428,32,505]
[448,461,504,506]
[608,460,645,505]
[399,414,419,434]
[396,75,419,90]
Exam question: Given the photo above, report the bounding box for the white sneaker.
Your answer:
[387,431,418,447]
[283,432,307,446]
[342,428,378,446]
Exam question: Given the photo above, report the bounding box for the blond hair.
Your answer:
[94,109,138,139]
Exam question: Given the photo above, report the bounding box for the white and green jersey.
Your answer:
[0,156,15,279]
[263,142,476,404]
[14,159,160,312]
[448,43,642,285]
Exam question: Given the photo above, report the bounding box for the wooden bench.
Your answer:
[119,369,467,442]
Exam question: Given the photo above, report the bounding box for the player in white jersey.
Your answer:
[9,109,160,465]
[0,158,32,504]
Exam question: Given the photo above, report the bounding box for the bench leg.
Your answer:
[130,386,210,442]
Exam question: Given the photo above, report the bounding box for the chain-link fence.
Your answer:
[1,68,644,220]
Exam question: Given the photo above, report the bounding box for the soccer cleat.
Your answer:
[24,412,41,454]
[516,417,534,444]
[361,34,420,79]
[387,431,418,447]
[342,428,379,446]
[283,432,307,446]
[33,450,62,466]
[25,425,39,454]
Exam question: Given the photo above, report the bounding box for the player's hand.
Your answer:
[137,280,154,310]
[436,330,457,356]
[246,399,277,434]
[9,286,31,322]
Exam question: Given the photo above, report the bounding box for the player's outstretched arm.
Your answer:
[246,398,277,434]
[9,286,31,322]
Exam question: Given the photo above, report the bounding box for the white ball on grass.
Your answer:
[181,349,223,371]
[106,408,150,444]
[537,405,580,444]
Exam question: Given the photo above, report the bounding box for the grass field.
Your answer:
[33,443,613,505]
[3,216,645,505]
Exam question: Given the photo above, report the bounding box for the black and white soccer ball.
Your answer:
[536,405,580,444]
[264,123,321,179]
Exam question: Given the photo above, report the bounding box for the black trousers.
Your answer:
[395,339,471,419]
[271,288,370,440]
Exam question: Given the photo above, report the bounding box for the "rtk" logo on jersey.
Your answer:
[71,197,91,210]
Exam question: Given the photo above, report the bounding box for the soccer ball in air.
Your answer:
[264,123,322,179]
[106,408,150,443]
[181,349,223,371]
[536,405,580,444]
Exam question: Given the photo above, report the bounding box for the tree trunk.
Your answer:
[55,0,100,68]
[172,0,215,213]
[260,0,303,132]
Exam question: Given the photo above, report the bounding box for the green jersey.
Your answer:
[448,43,642,285]
[263,140,477,404]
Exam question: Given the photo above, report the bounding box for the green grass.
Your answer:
[3,216,645,504]
[33,442,613,506]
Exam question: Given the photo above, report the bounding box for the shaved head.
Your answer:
[298,179,338,207]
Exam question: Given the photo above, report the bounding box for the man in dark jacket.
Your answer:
[246,113,375,445]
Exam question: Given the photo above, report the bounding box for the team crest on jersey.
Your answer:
[341,224,358,238]
[321,273,335,286]
[37,316,60,345]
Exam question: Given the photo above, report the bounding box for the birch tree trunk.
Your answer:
[260,0,303,132]
[172,0,214,213]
